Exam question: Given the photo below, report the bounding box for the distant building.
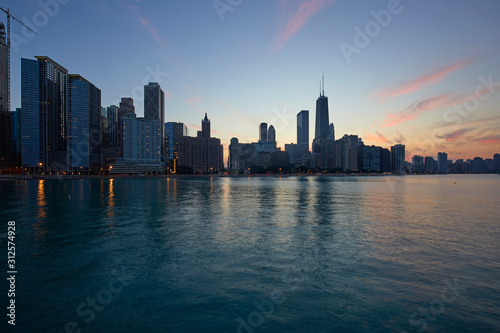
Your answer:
[268,125,276,143]
[259,123,268,142]
[239,143,256,170]
[472,157,484,173]
[494,153,500,172]
[312,78,334,169]
[358,145,382,172]
[144,82,165,154]
[425,156,437,173]
[117,98,135,157]
[412,155,424,173]
[178,113,223,173]
[295,110,310,163]
[21,56,68,172]
[334,135,360,171]
[381,148,390,173]
[390,144,405,173]
[165,122,188,160]
[271,151,289,168]
[122,113,162,164]
[437,152,448,174]
[67,74,102,173]
[228,137,241,171]
[11,108,21,155]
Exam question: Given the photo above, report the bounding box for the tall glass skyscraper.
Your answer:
[67,74,102,172]
[144,82,165,155]
[164,122,188,160]
[297,110,309,158]
[21,56,68,172]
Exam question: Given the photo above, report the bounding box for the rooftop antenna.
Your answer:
[322,73,325,97]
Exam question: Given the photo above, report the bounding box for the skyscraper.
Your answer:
[228,137,240,171]
[268,125,276,143]
[202,113,210,139]
[259,123,268,142]
[437,152,448,174]
[297,110,309,157]
[314,80,329,140]
[165,122,188,160]
[144,82,165,154]
[67,74,102,173]
[390,144,406,173]
[117,98,135,158]
[312,76,334,168]
[21,56,68,172]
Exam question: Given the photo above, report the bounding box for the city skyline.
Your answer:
[4,0,500,161]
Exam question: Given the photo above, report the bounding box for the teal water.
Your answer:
[1,175,499,332]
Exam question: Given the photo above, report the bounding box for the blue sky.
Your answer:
[6,0,500,161]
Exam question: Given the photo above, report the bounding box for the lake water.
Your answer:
[1,175,499,332]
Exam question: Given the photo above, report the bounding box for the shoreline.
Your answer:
[0,173,496,181]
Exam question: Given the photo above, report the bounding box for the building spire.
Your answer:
[322,73,325,97]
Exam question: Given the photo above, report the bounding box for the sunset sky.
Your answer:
[7,0,500,161]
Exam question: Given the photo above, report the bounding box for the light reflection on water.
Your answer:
[1,175,499,332]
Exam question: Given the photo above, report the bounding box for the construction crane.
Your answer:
[0,7,37,113]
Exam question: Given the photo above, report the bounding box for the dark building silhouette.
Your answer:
[144,83,165,153]
[201,113,210,139]
[268,125,276,143]
[178,113,223,173]
[390,144,405,173]
[259,123,268,142]
[312,76,334,169]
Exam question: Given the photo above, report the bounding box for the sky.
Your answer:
[5,0,500,162]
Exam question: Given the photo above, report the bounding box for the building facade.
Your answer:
[67,74,102,173]
[144,82,165,153]
[165,122,188,160]
[21,56,68,172]
[390,144,406,173]
[437,152,448,174]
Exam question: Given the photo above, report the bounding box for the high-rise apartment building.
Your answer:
[67,74,102,173]
[21,56,68,172]
[390,144,406,173]
[437,152,448,174]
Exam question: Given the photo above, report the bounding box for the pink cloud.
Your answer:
[271,0,336,52]
[185,96,205,114]
[373,59,473,102]
[383,93,461,127]
[138,15,167,49]
[364,131,389,144]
